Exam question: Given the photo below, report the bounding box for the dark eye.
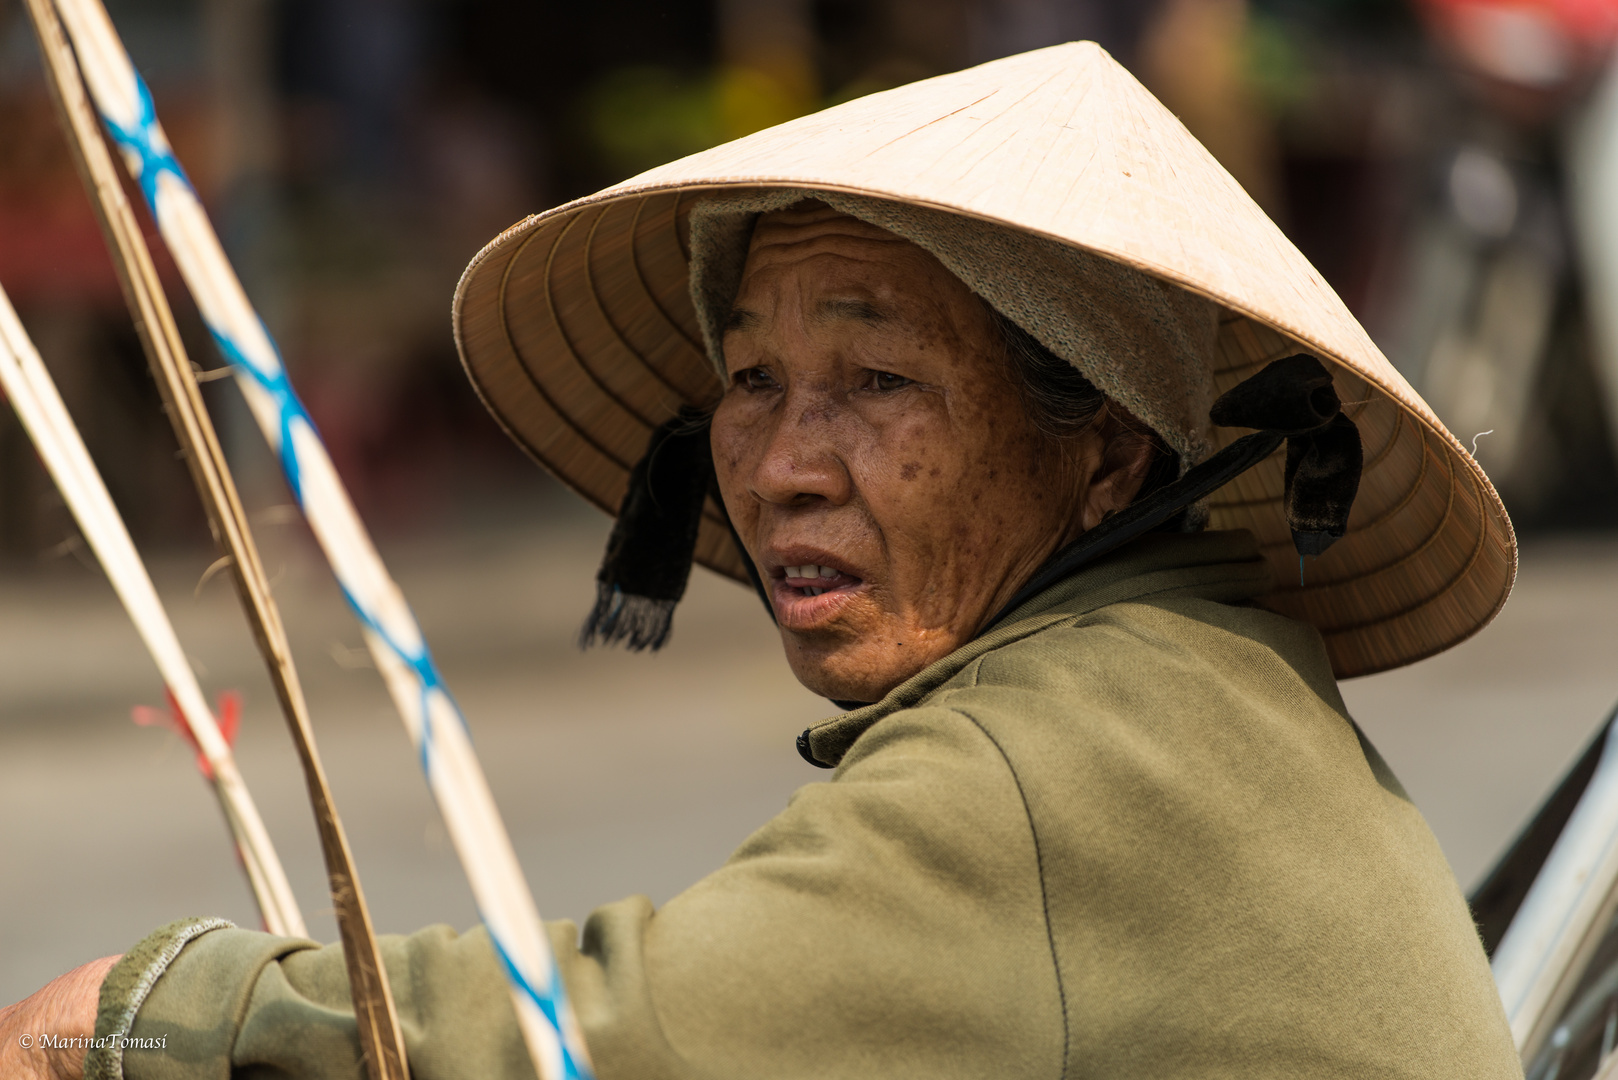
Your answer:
[868,370,913,392]
[737,367,779,391]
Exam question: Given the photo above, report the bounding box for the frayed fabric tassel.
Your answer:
[580,583,678,652]
[581,408,714,652]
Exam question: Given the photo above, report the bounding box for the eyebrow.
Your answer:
[723,307,760,333]
[722,298,887,333]
[813,297,887,325]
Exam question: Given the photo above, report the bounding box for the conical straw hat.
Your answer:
[453,41,1516,678]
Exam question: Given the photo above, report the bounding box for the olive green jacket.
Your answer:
[91,530,1521,1080]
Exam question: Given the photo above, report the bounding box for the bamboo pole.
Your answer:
[22,4,409,1078]
[46,1,596,1075]
[0,282,304,939]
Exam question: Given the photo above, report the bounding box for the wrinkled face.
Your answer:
[711,204,1140,702]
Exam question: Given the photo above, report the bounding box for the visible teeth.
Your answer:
[805,587,822,596]
[786,563,841,580]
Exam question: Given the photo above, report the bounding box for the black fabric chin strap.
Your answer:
[983,354,1363,632]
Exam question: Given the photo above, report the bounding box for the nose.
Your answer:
[747,386,854,509]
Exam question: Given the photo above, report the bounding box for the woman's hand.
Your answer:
[0,957,119,1080]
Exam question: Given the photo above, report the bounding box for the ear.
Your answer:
[1078,434,1157,532]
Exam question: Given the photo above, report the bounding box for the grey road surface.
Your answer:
[3,508,1616,1002]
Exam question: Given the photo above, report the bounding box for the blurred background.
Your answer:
[8,0,1618,1002]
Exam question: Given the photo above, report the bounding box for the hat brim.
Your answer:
[453,44,1515,679]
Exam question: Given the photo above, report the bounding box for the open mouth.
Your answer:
[767,558,867,628]
[779,562,863,597]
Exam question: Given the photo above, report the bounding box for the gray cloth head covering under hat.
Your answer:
[685,188,1222,470]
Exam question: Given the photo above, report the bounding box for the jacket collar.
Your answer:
[798,529,1274,768]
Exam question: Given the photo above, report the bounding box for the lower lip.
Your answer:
[771,575,865,629]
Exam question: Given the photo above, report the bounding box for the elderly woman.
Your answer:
[4,43,1521,1080]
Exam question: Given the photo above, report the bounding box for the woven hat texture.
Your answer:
[453,40,1517,677]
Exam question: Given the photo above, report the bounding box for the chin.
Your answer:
[781,635,905,705]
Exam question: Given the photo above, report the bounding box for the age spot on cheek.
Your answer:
[900,461,922,481]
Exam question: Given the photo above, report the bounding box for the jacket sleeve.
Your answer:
[101,706,1064,1080]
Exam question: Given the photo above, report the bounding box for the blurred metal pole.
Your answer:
[1569,56,1618,469]
[1493,720,1618,1062]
